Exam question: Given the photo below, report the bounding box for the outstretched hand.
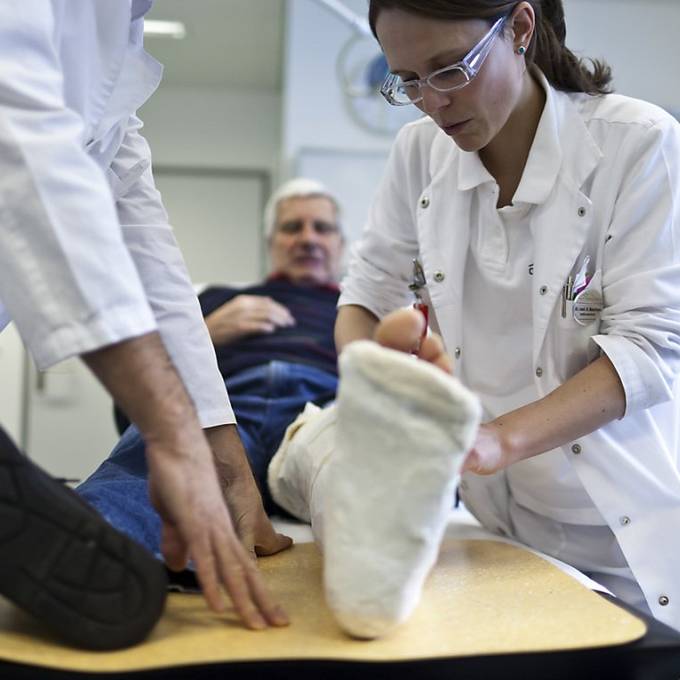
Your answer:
[82,333,291,630]
[145,425,290,630]
[206,424,293,560]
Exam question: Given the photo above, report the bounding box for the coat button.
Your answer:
[539,285,548,295]
[420,196,430,209]
[434,270,445,282]
[571,443,582,455]
[454,347,461,359]
[577,206,587,217]
[535,367,543,377]
[659,595,670,606]
[619,515,631,526]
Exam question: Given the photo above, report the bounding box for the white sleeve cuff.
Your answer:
[29,302,157,371]
[197,404,237,429]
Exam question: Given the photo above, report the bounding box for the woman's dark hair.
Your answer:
[368,0,612,95]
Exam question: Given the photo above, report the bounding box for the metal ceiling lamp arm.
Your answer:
[313,0,372,37]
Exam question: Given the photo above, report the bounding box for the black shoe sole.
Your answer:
[0,428,167,650]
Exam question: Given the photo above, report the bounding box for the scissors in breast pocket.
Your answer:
[409,258,429,351]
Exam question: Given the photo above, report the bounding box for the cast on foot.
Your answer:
[323,340,481,638]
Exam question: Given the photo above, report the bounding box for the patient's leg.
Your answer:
[269,310,481,638]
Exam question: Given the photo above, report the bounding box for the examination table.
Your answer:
[1,513,679,680]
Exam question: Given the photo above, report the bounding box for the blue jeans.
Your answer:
[77,361,337,558]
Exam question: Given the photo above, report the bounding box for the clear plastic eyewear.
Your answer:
[380,14,509,106]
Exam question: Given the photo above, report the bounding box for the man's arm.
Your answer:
[82,332,290,628]
[110,118,293,619]
[0,5,290,628]
[205,425,293,558]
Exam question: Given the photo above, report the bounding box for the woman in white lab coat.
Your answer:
[0,1,289,644]
[335,0,680,630]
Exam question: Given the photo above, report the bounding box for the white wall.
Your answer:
[564,0,680,113]
[139,85,282,171]
[0,325,24,444]
[283,0,398,159]
[138,86,282,284]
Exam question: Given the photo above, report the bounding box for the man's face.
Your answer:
[269,196,344,285]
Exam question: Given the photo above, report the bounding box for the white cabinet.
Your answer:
[1,325,118,482]
[24,357,119,482]
[0,324,25,445]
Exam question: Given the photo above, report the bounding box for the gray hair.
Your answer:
[263,178,342,239]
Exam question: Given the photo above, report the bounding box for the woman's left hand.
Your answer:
[460,422,511,476]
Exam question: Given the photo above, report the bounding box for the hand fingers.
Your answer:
[189,511,289,629]
[232,296,295,328]
[160,523,190,572]
[231,505,293,558]
[263,299,295,326]
[215,546,267,630]
[213,535,288,629]
[241,320,277,335]
[242,555,289,627]
[257,299,294,328]
[254,532,293,557]
[191,537,226,614]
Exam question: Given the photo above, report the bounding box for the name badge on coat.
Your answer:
[573,269,603,325]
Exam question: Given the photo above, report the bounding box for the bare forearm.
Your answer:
[335,305,379,353]
[492,355,625,465]
[205,423,255,482]
[81,331,200,441]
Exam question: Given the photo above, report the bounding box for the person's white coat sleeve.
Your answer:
[594,118,680,414]
[339,124,425,317]
[0,4,157,368]
[111,115,234,427]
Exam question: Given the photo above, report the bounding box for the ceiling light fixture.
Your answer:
[143,20,186,39]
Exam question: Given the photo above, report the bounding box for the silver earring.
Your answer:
[517,45,526,55]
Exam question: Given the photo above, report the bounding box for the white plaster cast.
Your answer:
[323,341,481,638]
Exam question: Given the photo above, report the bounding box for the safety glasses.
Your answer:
[380,14,509,106]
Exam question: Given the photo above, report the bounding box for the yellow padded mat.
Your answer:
[0,539,646,672]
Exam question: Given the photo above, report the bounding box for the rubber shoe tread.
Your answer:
[0,428,167,650]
